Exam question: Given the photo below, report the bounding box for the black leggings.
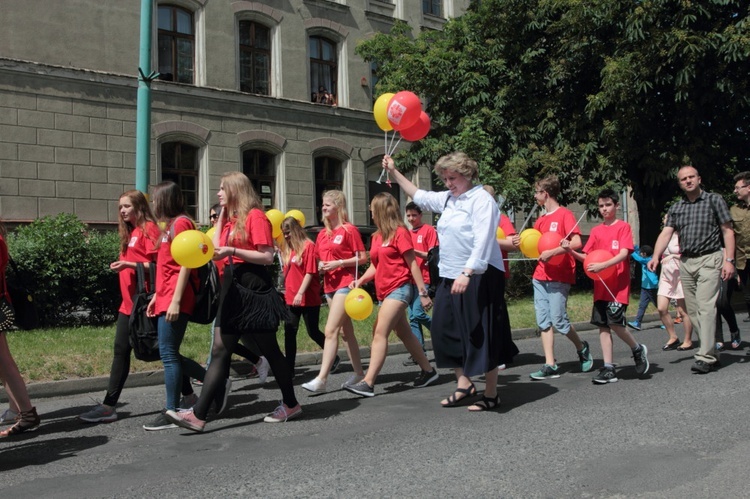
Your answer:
[104,313,195,407]
[193,329,297,420]
[715,277,739,342]
[283,306,326,372]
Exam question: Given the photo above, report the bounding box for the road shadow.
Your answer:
[0,435,108,472]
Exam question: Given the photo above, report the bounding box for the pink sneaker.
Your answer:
[263,403,302,423]
[165,408,205,432]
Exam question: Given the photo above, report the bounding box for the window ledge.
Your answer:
[303,0,350,13]
[421,13,447,31]
[366,0,395,18]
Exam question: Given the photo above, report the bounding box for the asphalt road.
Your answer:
[2,317,749,498]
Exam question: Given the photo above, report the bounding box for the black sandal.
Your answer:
[662,339,680,351]
[441,383,477,407]
[468,394,501,412]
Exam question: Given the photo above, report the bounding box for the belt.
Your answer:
[681,249,720,258]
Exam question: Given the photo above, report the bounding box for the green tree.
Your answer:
[357,0,749,242]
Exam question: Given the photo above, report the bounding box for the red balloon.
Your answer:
[399,112,431,141]
[584,249,617,281]
[537,232,566,266]
[387,91,422,130]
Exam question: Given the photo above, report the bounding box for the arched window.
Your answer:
[314,156,343,223]
[309,36,337,105]
[239,20,270,95]
[161,141,200,218]
[242,149,275,209]
[158,5,195,83]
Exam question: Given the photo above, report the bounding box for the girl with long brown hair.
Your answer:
[343,192,437,397]
[79,190,163,424]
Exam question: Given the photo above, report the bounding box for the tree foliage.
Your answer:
[357,0,749,242]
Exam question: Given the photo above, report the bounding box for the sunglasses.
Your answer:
[209,214,219,220]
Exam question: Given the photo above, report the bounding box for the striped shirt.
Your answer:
[666,190,731,257]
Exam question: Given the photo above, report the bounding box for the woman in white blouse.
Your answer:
[382,152,513,411]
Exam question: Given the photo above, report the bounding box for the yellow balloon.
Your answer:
[171,230,214,268]
[345,288,374,321]
[266,209,284,238]
[496,227,506,240]
[373,93,395,132]
[285,209,306,227]
[205,226,216,240]
[519,229,542,259]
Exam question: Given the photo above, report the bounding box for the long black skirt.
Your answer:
[431,265,517,377]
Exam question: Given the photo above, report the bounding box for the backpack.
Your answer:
[128,263,160,362]
[169,216,220,325]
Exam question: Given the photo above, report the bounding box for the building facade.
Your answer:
[0,0,470,227]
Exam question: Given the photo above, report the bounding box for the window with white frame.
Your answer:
[158,5,195,83]
[238,20,271,95]
[309,36,338,105]
[242,149,276,209]
[161,141,200,219]
[314,156,343,224]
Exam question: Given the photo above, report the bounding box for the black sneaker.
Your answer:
[402,355,418,367]
[633,344,649,376]
[413,368,438,388]
[331,355,341,374]
[592,366,618,384]
[691,360,718,374]
[343,380,374,397]
[143,410,177,431]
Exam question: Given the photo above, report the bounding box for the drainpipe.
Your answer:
[135,0,159,193]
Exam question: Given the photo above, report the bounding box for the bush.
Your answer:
[6,214,120,326]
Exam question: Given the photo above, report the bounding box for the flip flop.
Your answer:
[662,339,680,351]
[441,383,477,407]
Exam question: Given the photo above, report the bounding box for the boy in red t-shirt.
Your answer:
[403,202,438,364]
[513,175,593,380]
[563,188,650,384]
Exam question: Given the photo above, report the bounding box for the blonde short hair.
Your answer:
[433,152,478,181]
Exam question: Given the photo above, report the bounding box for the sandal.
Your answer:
[662,339,680,351]
[468,394,501,412]
[441,383,477,407]
[0,407,40,437]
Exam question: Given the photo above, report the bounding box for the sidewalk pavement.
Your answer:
[2,313,668,402]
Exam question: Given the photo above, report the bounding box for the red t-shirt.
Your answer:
[119,222,160,315]
[315,223,365,293]
[370,226,414,301]
[410,223,438,285]
[283,240,322,307]
[498,214,517,278]
[532,207,580,284]
[218,209,273,275]
[582,220,634,304]
[155,216,197,315]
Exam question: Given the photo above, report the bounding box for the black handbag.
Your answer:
[128,263,160,362]
[5,257,39,330]
[219,260,288,333]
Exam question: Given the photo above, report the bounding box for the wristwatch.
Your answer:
[461,271,473,278]
[726,258,736,265]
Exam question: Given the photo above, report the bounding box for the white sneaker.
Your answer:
[301,377,327,393]
[255,356,270,383]
[0,408,19,424]
[341,374,365,389]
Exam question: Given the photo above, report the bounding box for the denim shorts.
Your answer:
[382,283,413,305]
[532,279,572,334]
[325,286,351,301]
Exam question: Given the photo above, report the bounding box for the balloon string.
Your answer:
[597,274,618,302]
[384,130,387,155]
[563,211,588,240]
[388,136,402,156]
[355,252,359,283]
[518,204,539,233]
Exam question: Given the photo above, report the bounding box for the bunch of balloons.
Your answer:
[345,287,374,321]
[171,230,214,268]
[373,91,431,154]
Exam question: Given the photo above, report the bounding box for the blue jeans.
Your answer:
[407,284,431,349]
[634,288,658,323]
[157,313,204,410]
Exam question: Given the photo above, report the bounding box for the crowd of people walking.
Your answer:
[1,158,748,436]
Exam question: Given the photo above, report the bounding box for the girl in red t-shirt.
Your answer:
[167,172,300,430]
[143,181,205,431]
[301,190,366,393]
[343,193,438,397]
[280,217,326,373]
[79,190,161,424]
[0,222,40,437]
